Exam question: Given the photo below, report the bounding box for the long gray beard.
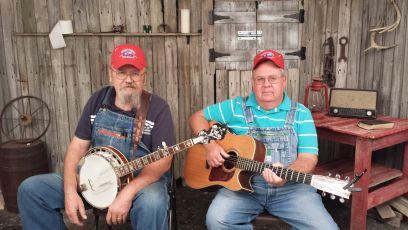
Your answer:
[118,91,141,109]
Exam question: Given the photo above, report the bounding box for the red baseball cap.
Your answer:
[111,44,147,70]
[253,50,285,70]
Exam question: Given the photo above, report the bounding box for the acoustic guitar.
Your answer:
[184,125,355,201]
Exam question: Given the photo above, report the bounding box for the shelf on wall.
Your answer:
[13,32,201,37]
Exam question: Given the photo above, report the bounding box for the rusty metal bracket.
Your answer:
[285,47,306,60]
[208,10,231,25]
[209,48,230,62]
[283,9,305,23]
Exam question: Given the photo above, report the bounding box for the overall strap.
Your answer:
[284,101,298,127]
[101,87,114,108]
[133,90,152,151]
[242,96,254,124]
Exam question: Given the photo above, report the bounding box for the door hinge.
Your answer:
[283,9,305,23]
[208,10,231,25]
[285,47,306,60]
[209,48,230,62]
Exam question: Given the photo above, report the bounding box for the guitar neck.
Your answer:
[116,139,194,177]
[235,156,312,185]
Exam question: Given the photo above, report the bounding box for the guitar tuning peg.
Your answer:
[330,194,336,200]
[339,198,345,203]
[345,176,350,181]
[321,192,326,197]
[162,141,167,148]
[327,172,332,177]
[335,174,341,179]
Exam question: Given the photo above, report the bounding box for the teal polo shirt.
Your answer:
[203,92,318,155]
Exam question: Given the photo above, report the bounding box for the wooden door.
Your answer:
[212,0,304,103]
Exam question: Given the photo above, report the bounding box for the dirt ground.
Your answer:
[0,185,407,230]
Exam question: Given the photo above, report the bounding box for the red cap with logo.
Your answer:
[253,50,285,70]
[111,44,147,70]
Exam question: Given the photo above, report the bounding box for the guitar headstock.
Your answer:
[311,174,351,202]
[192,123,227,144]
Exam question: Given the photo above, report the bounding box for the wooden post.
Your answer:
[350,138,372,230]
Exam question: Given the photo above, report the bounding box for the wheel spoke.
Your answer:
[11,103,24,116]
[24,98,30,115]
[3,117,20,121]
[32,118,49,122]
[32,126,41,136]
[30,104,45,116]
[6,122,22,136]
[21,125,27,139]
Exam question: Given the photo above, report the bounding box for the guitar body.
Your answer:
[184,131,266,192]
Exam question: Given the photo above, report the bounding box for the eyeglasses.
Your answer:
[111,68,145,81]
[253,75,282,85]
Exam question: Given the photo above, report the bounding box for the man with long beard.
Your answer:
[17,44,175,230]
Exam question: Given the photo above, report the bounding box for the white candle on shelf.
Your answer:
[180,9,190,33]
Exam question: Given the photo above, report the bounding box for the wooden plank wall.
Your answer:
[301,0,408,167]
[0,0,205,179]
[1,0,408,175]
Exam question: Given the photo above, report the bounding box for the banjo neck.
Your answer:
[115,139,195,177]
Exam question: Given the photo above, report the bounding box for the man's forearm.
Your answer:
[63,137,90,194]
[189,110,210,134]
[63,152,81,194]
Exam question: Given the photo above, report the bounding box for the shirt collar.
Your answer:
[245,91,291,114]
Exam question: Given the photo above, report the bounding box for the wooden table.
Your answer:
[312,113,408,230]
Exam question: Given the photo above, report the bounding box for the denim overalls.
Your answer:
[243,97,298,167]
[91,88,151,176]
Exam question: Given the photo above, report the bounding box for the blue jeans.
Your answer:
[17,173,169,230]
[206,175,337,230]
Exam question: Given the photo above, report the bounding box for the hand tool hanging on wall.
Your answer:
[322,37,336,87]
[338,36,348,63]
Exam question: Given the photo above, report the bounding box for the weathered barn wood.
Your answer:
[0,0,407,177]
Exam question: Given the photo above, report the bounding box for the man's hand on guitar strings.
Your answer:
[204,141,229,167]
[262,163,286,187]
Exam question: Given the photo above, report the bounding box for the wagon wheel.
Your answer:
[0,96,50,143]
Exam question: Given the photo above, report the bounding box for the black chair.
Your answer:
[252,212,289,228]
[93,159,177,230]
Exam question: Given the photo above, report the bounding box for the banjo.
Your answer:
[78,123,227,209]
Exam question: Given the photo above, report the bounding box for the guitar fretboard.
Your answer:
[115,139,194,177]
[234,156,313,185]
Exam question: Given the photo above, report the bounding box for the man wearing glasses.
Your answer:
[18,44,175,229]
[189,50,337,229]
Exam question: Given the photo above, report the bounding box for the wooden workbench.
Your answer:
[313,114,408,230]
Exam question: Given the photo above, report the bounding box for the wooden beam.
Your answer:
[375,203,396,219]
[13,32,201,37]
[389,197,408,218]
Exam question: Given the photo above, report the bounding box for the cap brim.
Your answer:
[112,61,144,70]
[253,58,283,70]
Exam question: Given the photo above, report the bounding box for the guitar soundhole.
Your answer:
[223,151,237,170]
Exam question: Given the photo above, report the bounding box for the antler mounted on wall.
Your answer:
[364,0,401,53]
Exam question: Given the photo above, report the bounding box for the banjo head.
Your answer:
[79,150,120,209]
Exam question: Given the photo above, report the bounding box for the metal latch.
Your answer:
[209,48,230,62]
[208,10,231,25]
[285,47,306,60]
[283,9,305,23]
[237,31,262,40]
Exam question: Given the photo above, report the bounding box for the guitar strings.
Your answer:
[219,155,313,181]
